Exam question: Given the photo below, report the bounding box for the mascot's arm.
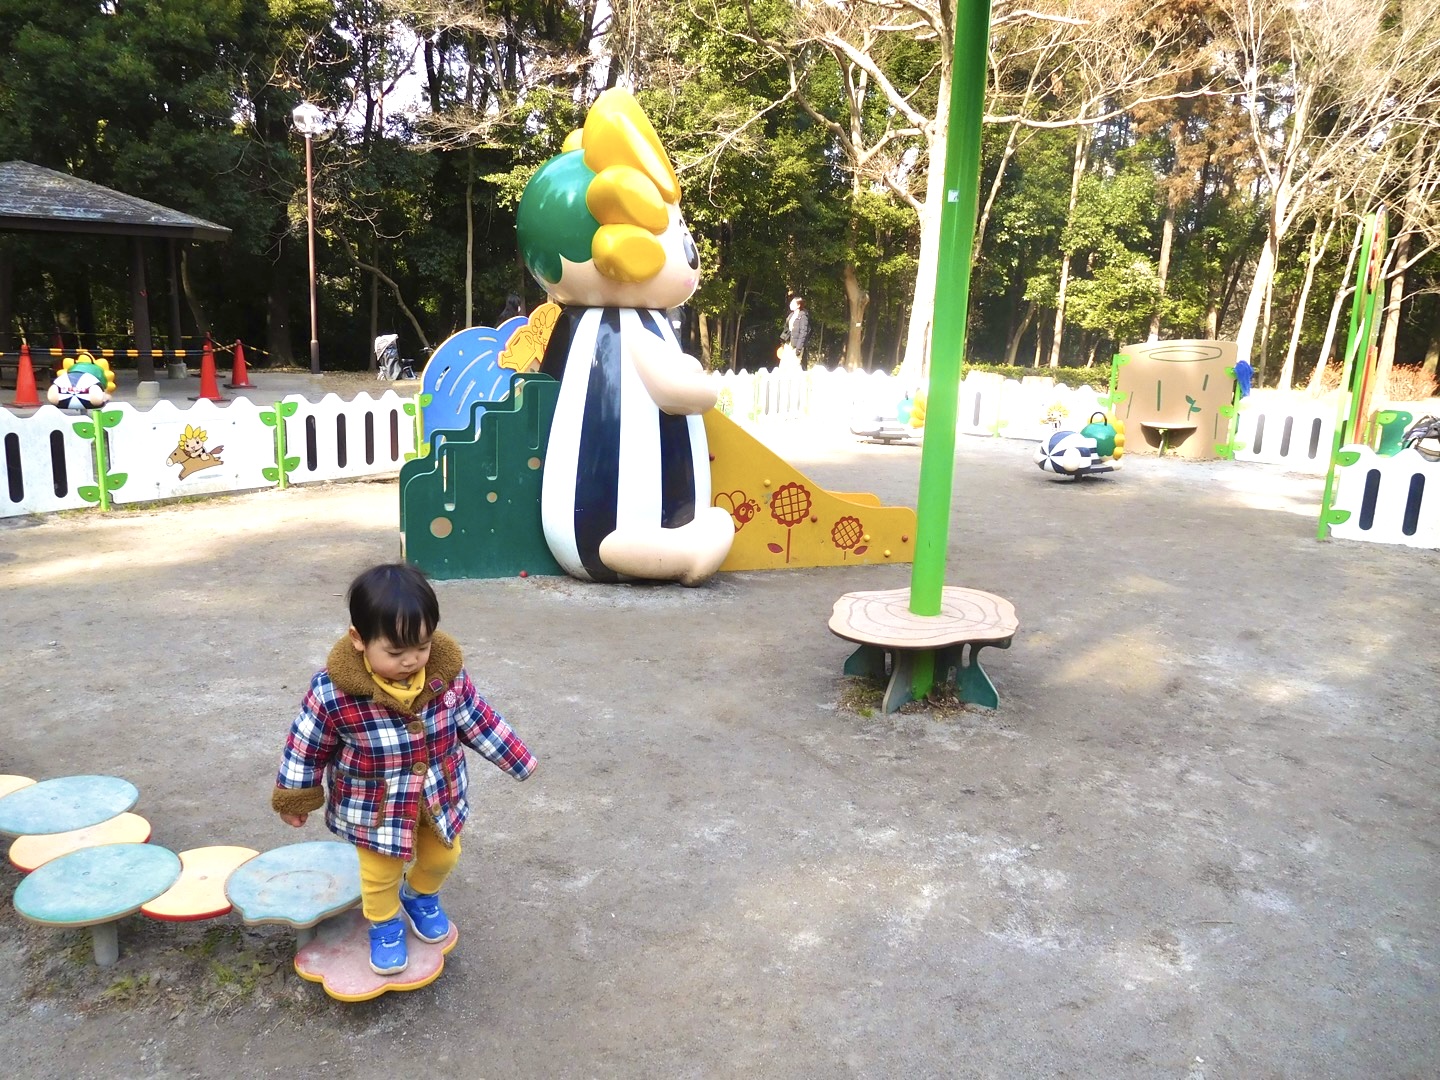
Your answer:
[628,333,717,415]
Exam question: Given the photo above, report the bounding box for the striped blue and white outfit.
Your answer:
[539,306,711,583]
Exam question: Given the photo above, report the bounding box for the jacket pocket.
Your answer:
[441,750,468,810]
[333,774,386,829]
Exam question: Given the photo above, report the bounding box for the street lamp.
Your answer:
[292,100,326,374]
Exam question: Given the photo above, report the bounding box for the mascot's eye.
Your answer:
[682,230,699,270]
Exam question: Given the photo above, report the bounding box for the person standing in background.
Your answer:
[784,297,810,367]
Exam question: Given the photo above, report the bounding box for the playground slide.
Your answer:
[400,374,915,580]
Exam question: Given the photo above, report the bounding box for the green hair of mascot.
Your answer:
[517,89,698,310]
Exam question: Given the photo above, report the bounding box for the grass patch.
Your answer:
[836,676,885,717]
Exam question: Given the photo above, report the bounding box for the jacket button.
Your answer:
[411,761,428,776]
[408,721,424,735]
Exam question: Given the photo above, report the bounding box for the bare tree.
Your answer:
[1216,0,1440,378]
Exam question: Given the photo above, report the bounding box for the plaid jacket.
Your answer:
[272,631,535,859]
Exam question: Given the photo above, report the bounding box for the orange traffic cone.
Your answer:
[225,339,256,389]
[12,343,40,407]
[191,334,225,401]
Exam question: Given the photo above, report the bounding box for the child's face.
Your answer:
[349,626,433,683]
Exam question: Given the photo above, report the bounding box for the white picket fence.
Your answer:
[1232,391,1337,473]
[4,371,1439,548]
[1329,445,1440,548]
[1,391,416,518]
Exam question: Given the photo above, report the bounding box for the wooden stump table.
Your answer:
[829,586,1019,714]
[0,775,140,837]
[13,843,181,966]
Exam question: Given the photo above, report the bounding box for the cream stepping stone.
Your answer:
[294,908,459,1002]
[9,813,152,872]
[225,840,361,947]
[143,845,259,922]
[14,843,181,966]
[0,775,36,800]
[0,775,140,837]
[830,586,1019,713]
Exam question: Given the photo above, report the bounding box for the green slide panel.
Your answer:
[400,373,563,580]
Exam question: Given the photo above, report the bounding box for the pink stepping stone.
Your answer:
[294,908,459,1002]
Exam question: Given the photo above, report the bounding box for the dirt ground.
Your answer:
[0,421,1436,1079]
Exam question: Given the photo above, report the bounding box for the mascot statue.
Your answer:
[516,89,733,585]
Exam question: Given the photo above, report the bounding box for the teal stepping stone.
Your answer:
[0,775,140,837]
[15,842,181,966]
[225,841,361,946]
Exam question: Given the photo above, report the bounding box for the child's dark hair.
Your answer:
[347,563,439,646]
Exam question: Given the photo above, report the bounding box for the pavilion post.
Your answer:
[167,241,184,347]
[130,236,157,394]
[0,240,12,352]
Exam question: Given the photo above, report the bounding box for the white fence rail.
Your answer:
[1330,445,1440,548]
[2,391,416,519]
[1232,392,1336,473]
[5,371,1439,550]
[0,403,96,515]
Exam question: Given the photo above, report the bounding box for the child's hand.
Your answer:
[280,812,308,828]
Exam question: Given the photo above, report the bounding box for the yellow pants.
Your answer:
[355,828,461,923]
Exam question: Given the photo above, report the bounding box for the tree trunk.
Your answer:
[1004,301,1035,366]
[898,76,951,385]
[1234,185,1290,367]
[266,276,295,366]
[465,152,475,327]
[842,262,869,371]
[1422,301,1439,376]
[1148,201,1175,341]
[180,247,212,339]
[369,239,379,371]
[1278,215,1332,390]
[1047,128,1089,369]
[359,258,430,352]
[1307,220,1364,394]
[1373,228,1410,402]
[1257,268,1275,388]
[697,310,714,370]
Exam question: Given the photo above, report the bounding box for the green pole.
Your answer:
[909,0,992,622]
[1317,211,1383,539]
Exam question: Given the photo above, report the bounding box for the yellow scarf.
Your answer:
[364,657,427,711]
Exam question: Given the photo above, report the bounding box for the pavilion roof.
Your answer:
[0,161,231,242]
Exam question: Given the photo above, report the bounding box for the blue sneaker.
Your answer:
[368,915,408,975]
[399,881,451,943]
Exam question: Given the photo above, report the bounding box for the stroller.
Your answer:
[374,334,417,381]
[1401,415,1440,462]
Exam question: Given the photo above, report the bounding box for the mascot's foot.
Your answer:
[599,507,734,586]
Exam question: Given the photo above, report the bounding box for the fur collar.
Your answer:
[325,630,464,715]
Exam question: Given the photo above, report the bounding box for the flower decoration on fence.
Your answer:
[259,401,301,488]
[767,481,812,563]
[70,408,127,509]
[831,515,868,558]
[1042,402,1069,428]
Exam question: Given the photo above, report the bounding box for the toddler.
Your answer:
[272,563,536,974]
